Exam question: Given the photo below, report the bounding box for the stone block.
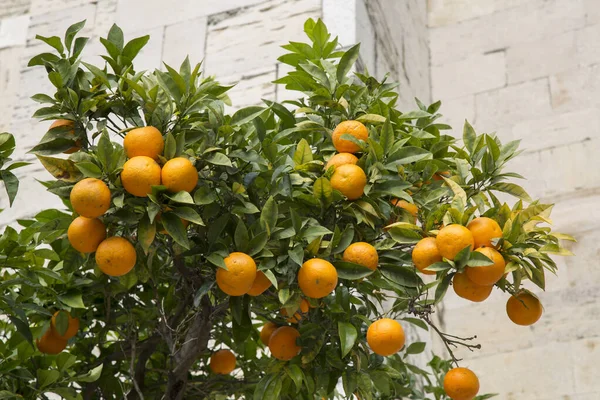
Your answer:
[427,0,523,28]
[437,95,475,136]
[28,0,96,16]
[432,51,506,100]
[92,0,118,38]
[115,0,265,33]
[223,67,276,110]
[162,16,207,68]
[0,47,24,131]
[430,0,586,66]
[550,64,600,112]
[475,78,552,131]
[129,26,164,72]
[572,338,600,393]
[25,3,96,45]
[575,23,600,67]
[507,30,577,84]
[584,0,600,25]
[204,0,320,78]
[0,14,29,49]
[0,0,30,19]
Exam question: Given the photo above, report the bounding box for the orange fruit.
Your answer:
[465,247,505,286]
[268,326,301,361]
[436,225,474,260]
[343,242,378,270]
[247,271,272,296]
[67,216,106,253]
[390,199,418,223]
[467,217,503,249]
[325,153,359,170]
[123,126,164,159]
[70,178,111,218]
[216,252,257,296]
[366,318,405,356]
[121,156,161,197]
[51,311,79,340]
[298,258,338,299]
[506,292,543,326]
[95,236,137,277]
[209,349,236,375]
[330,164,367,200]
[332,120,368,153]
[260,322,278,346]
[281,299,310,324]
[452,272,492,302]
[433,170,451,181]
[443,367,480,400]
[50,119,80,154]
[411,237,441,275]
[161,157,198,193]
[36,328,68,355]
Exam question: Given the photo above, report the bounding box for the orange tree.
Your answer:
[0,19,574,400]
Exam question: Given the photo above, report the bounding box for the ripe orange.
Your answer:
[36,328,68,354]
[51,311,79,340]
[325,153,358,170]
[70,178,111,218]
[343,242,378,270]
[121,156,161,197]
[467,217,503,249]
[123,126,164,159]
[436,225,474,260]
[209,349,236,374]
[366,318,405,356]
[297,258,338,299]
[506,292,543,326]
[411,237,442,275]
[443,367,480,400]
[95,236,137,277]
[432,170,451,181]
[247,271,272,296]
[330,164,367,200]
[332,120,368,153]
[260,322,278,346]
[67,216,106,253]
[452,272,493,302]
[161,157,198,193]
[50,119,80,154]
[216,252,257,296]
[268,326,301,361]
[281,299,310,324]
[390,199,418,223]
[465,247,505,286]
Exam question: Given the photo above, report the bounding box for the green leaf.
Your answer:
[443,176,468,211]
[35,35,64,54]
[397,110,431,120]
[463,120,476,154]
[206,152,232,167]
[206,253,226,270]
[380,118,394,155]
[107,24,124,51]
[248,231,268,256]
[380,266,420,287]
[231,106,266,125]
[388,146,432,165]
[235,219,249,253]
[161,212,190,249]
[260,196,278,236]
[356,114,386,124]
[313,177,333,206]
[286,365,304,392]
[122,35,150,61]
[453,245,471,269]
[172,207,204,225]
[293,138,312,165]
[333,261,374,280]
[58,291,85,308]
[9,316,33,345]
[64,20,86,51]
[137,214,156,254]
[405,341,425,355]
[467,251,494,267]
[36,155,82,183]
[37,369,59,389]
[337,43,360,82]
[165,191,195,204]
[0,170,18,207]
[75,161,102,178]
[164,133,176,160]
[119,269,138,289]
[338,321,358,358]
[490,183,532,202]
[402,318,428,331]
[434,273,453,305]
[54,311,69,337]
[77,364,103,383]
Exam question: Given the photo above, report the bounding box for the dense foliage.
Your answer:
[0,18,572,400]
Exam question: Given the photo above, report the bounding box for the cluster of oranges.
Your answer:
[36,311,79,354]
[411,216,543,327]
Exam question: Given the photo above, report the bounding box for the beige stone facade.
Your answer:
[0,0,597,398]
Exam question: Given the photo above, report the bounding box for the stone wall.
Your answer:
[429,0,600,399]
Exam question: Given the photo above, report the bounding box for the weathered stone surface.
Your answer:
[0,0,30,19]
[222,67,276,110]
[162,16,207,68]
[427,0,523,28]
[0,14,29,48]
